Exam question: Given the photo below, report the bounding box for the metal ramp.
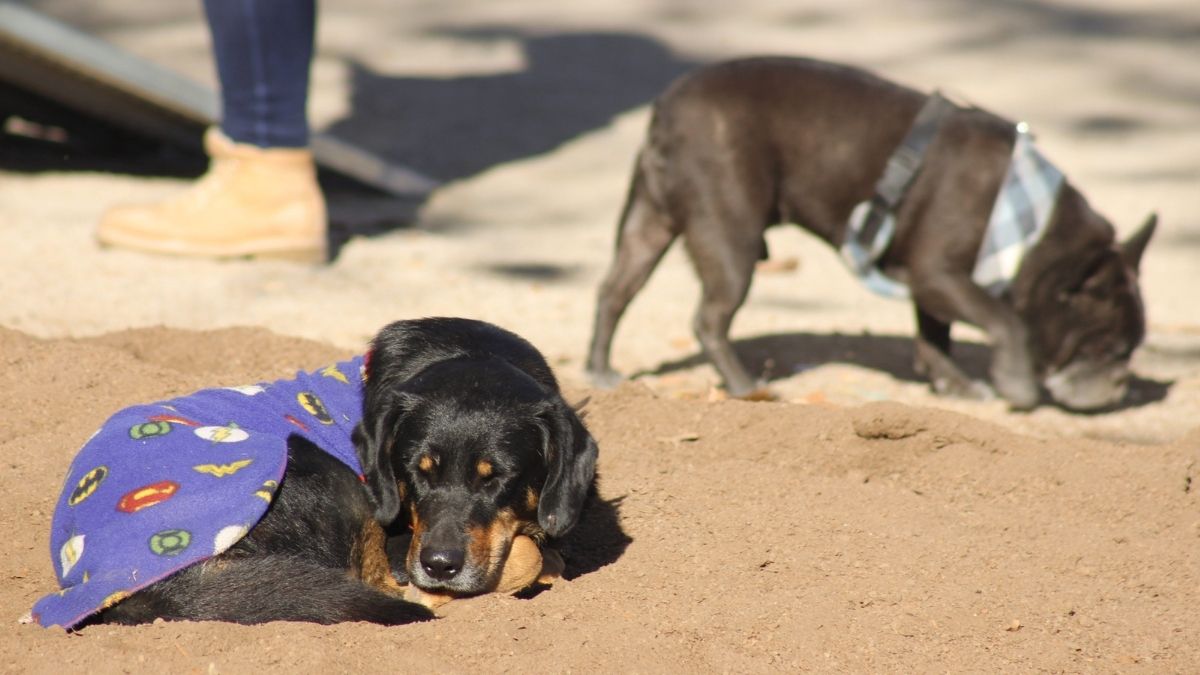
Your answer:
[0,2,437,196]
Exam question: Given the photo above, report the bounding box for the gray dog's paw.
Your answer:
[587,368,624,390]
[991,371,1039,410]
[932,377,996,401]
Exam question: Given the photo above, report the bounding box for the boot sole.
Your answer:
[97,229,328,264]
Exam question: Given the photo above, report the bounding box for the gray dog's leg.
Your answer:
[913,275,1039,409]
[913,308,995,400]
[587,171,678,387]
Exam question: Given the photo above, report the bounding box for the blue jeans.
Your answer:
[202,0,316,148]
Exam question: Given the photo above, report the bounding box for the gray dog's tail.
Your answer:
[612,129,670,249]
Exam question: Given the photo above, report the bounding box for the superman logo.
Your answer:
[297,392,334,425]
[68,466,108,506]
[284,414,310,432]
[193,459,253,477]
[116,480,179,513]
[148,413,200,427]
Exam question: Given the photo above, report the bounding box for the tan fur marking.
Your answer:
[406,504,424,573]
[476,459,493,479]
[524,486,539,513]
[418,455,434,473]
[357,518,402,593]
[471,508,526,588]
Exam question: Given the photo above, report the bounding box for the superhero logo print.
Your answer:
[149,413,200,427]
[129,413,202,440]
[194,422,249,444]
[320,364,349,384]
[254,479,278,504]
[128,421,172,440]
[297,392,334,425]
[68,466,108,506]
[213,525,249,554]
[101,590,130,609]
[284,414,310,432]
[193,459,253,477]
[116,480,179,513]
[148,529,192,556]
[59,535,85,577]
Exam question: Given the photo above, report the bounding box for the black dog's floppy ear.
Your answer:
[354,393,417,525]
[535,399,598,538]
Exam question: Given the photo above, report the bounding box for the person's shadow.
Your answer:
[323,27,697,254]
[1,25,696,257]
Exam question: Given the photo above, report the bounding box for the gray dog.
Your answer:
[587,56,1155,410]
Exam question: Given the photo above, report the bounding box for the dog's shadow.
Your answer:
[558,490,631,580]
[647,331,1172,412]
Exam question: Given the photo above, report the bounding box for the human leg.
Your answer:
[96,0,326,262]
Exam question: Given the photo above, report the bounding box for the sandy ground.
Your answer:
[3,0,1200,671]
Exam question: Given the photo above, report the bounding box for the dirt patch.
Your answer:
[4,326,1198,673]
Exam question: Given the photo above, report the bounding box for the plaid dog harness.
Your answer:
[32,357,366,630]
[840,93,1064,298]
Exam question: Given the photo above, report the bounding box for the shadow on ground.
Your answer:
[559,491,631,580]
[1,22,694,260]
[646,331,1171,411]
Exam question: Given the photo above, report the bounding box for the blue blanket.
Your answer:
[33,357,366,629]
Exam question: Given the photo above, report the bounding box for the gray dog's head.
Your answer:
[1029,213,1155,411]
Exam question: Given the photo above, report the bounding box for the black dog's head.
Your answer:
[1026,208,1156,411]
[353,318,597,594]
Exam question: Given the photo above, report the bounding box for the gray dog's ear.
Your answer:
[353,393,418,525]
[1120,212,1156,271]
[535,399,598,538]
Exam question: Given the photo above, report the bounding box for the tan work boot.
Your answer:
[97,127,327,262]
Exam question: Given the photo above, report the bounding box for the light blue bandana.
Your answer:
[842,124,1063,299]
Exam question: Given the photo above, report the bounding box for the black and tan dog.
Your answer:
[97,318,595,625]
[356,318,597,599]
[587,56,1155,410]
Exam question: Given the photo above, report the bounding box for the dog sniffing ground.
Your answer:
[3,0,1200,671]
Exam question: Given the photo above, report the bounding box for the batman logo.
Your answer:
[68,466,108,506]
[193,459,253,477]
[254,479,279,503]
[101,590,131,609]
[297,392,334,425]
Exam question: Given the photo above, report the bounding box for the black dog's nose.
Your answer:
[420,547,464,581]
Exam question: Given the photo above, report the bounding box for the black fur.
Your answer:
[355,318,597,596]
[97,438,432,626]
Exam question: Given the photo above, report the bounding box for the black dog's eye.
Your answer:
[477,459,503,483]
[416,454,437,474]
[475,459,508,490]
